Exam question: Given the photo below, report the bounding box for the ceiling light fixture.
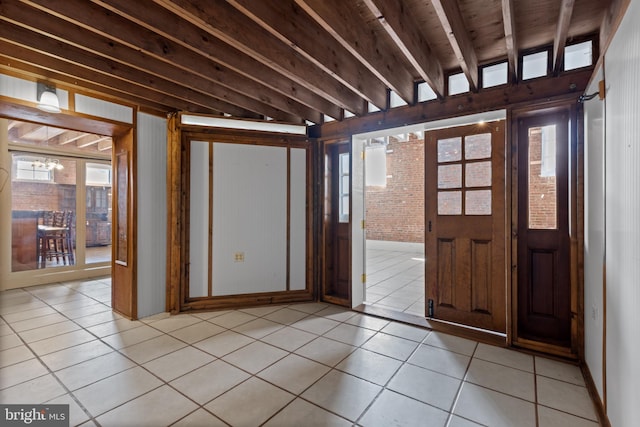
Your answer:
[36,82,61,113]
[32,158,64,170]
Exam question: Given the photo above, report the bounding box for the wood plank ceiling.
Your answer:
[0,0,607,125]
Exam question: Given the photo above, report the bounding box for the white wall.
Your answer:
[212,143,287,295]
[601,1,640,425]
[583,67,605,400]
[136,112,167,317]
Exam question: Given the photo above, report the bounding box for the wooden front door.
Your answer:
[112,129,136,319]
[323,142,351,305]
[425,121,506,332]
[517,112,571,346]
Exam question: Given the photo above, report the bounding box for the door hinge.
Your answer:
[360,151,365,160]
[361,273,366,283]
[361,220,365,229]
[428,299,434,318]
[428,220,432,232]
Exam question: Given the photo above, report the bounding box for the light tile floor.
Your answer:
[0,278,600,426]
[365,245,426,316]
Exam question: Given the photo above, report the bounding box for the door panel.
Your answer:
[426,122,506,332]
[323,142,351,304]
[517,113,570,346]
[112,129,136,319]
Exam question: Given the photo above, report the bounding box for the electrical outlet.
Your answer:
[234,252,245,262]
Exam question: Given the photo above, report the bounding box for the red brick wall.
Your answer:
[527,129,557,229]
[12,160,77,211]
[11,181,76,211]
[365,134,425,243]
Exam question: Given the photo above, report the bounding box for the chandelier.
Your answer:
[32,158,64,170]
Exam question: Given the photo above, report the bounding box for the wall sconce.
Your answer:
[37,82,61,113]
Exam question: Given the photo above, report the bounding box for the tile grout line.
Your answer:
[0,293,100,427]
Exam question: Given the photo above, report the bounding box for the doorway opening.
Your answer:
[6,119,112,279]
[363,132,425,317]
[353,110,507,331]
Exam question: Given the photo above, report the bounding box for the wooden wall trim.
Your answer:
[166,113,181,314]
[167,122,315,312]
[581,362,611,427]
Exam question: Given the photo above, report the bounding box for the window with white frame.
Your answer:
[13,155,55,182]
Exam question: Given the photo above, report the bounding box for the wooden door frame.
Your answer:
[111,127,137,319]
[0,98,133,292]
[509,100,582,358]
[166,117,315,313]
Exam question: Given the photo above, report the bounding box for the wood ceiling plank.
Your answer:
[0,17,260,118]
[431,0,479,91]
[228,0,388,110]
[155,0,367,116]
[295,0,415,104]
[10,0,300,122]
[553,0,576,74]
[95,0,342,121]
[361,0,445,98]
[502,0,518,81]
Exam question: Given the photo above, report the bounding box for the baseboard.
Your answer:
[581,362,610,427]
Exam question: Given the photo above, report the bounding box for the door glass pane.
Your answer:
[465,161,492,187]
[438,164,462,189]
[438,137,462,162]
[341,176,350,195]
[528,125,557,229]
[339,152,350,223]
[438,191,462,215]
[11,153,76,271]
[86,163,112,264]
[465,133,492,159]
[466,190,492,215]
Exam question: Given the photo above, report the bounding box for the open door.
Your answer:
[112,129,136,319]
[425,121,506,332]
[322,141,351,306]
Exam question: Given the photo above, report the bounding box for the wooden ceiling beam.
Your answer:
[553,0,576,74]
[295,0,415,104]
[311,68,593,140]
[361,0,445,98]
[95,0,342,122]
[77,135,110,148]
[15,122,44,139]
[431,0,479,91]
[9,0,298,122]
[0,18,261,119]
[98,139,113,151]
[501,0,518,82]
[227,0,388,110]
[54,130,86,145]
[155,0,367,116]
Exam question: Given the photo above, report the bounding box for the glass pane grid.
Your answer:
[436,133,493,217]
